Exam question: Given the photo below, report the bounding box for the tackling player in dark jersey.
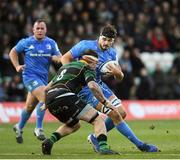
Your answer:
[42,50,119,155]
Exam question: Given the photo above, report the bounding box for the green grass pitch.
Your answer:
[0,120,180,159]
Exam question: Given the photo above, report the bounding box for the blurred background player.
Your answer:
[9,19,62,143]
[42,50,119,155]
[61,24,159,152]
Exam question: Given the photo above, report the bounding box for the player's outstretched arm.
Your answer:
[60,51,74,65]
[88,81,116,113]
[88,81,108,105]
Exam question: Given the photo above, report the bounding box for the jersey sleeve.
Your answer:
[14,39,26,54]
[70,40,89,58]
[84,66,96,84]
[51,40,61,56]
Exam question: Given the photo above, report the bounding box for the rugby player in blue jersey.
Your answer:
[61,24,159,152]
[9,19,62,143]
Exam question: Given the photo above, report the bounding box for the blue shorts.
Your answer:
[23,74,48,92]
[78,81,121,109]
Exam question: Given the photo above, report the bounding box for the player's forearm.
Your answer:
[88,81,107,104]
[9,48,20,69]
[61,57,71,65]
[60,51,73,65]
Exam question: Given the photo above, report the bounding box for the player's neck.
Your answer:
[33,35,45,41]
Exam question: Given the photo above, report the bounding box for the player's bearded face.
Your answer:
[33,22,47,40]
[99,36,114,50]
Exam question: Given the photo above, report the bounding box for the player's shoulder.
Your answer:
[20,36,39,44]
[109,47,116,53]
[44,36,57,43]
[107,47,116,57]
[78,39,96,45]
[16,36,33,45]
[18,36,32,42]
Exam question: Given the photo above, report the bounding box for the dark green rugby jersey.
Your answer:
[51,61,96,94]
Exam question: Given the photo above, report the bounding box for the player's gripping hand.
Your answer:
[104,100,118,112]
[16,65,25,72]
[106,63,124,81]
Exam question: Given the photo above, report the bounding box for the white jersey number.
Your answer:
[56,69,67,81]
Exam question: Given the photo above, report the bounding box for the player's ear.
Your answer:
[32,26,35,34]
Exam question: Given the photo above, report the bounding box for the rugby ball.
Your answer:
[100,60,118,74]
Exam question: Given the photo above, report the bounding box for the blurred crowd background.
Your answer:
[0,0,180,102]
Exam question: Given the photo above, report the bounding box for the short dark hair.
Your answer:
[34,19,46,24]
[100,24,117,38]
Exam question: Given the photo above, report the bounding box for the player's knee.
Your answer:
[95,114,103,123]
[109,110,123,125]
[89,112,99,124]
[120,111,127,119]
[91,114,104,126]
[117,105,127,119]
[113,111,122,122]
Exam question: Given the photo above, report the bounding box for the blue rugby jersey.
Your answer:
[15,36,61,81]
[70,40,117,81]
[70,40,119,107]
